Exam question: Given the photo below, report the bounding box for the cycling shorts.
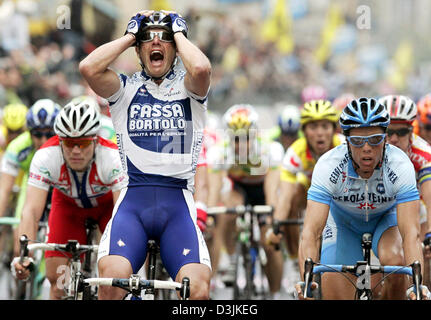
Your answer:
[45,188,113,259]
[97,186,211,279]
[232,180,265,206]
[320,205,397,265]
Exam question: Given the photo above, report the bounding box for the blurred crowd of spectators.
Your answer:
[1,2,430,117]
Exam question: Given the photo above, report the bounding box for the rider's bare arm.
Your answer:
[174,32,211,98]
[79,34,136,98]
[18,185,49,245]
[420,180,431,234]
[298,199,329,278]
[0,172,16,217]
[397,200,424,269]
[264,168,280,207]
[273,180,296,221]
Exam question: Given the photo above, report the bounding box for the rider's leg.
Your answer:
[176,263,212,300]
[284,183,307,258]
[45,256,71,300]
[377,226,409,300]
[98,255,133,300]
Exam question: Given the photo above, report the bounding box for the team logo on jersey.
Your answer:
[137,87,148,97]
[357,202,376,210]
[128,103,187,133]
[376,183,385,194]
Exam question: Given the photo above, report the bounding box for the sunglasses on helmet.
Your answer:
[386,127,412,137]
[60,137,96,149]
[140,30,173,43]
[347,133,386,147]
[31,130,55,139]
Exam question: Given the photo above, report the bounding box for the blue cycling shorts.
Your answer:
[320,205,398,265]
[98,186,211,279]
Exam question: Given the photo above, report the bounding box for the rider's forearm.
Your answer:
[174,33,211,83]
[0,173,16,217]
[18,208,41,245]
[79,34,136,77]
[298,231,321,279]
[273,182,293,220]
[402,231,424,272]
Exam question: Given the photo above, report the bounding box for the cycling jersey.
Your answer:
[28,136,127,207]
[28,135,127,259]
[100,60,211,277]
[308,143,419,264]
[107,59,207,193]
[404,133,431,224]
[1,131,35,218]
[1,131,35,176]
[408,133,431,185]
[207,136,284,185]
[99,114,117,144]
[280,133,345,187]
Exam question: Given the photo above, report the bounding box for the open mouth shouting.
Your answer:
[149,49,165,68]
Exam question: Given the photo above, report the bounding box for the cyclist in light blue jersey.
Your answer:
[80,10,212,300]
[295,97,429,300]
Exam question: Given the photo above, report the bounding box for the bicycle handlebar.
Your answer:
[27,242,98,254]
[303,258,423,300]
[84,278,181,290]
[83,275,190,299]
[207,205,273,215]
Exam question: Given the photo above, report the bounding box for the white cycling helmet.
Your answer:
[54,99,101,138]
[378,95,417,123]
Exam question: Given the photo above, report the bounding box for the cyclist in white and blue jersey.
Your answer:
[79,10,212,300]
[295,97,429,300]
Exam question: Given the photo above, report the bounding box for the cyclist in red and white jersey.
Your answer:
[380,95,431,287]
[414,94,431,145]
[12,100,127,299]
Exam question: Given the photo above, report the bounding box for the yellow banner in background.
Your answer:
[261,0,294,54]
[314,3,344,65]
[388,40,414,91]
[149,0,173,11]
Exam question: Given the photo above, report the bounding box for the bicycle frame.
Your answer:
[208,205,273,300]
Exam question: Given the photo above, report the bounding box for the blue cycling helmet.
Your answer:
[26,99,61,131]
[339,97,390,132]
[277,105,301,134]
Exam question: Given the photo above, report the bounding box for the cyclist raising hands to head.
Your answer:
[296,97,428,300]
[79,10,212,300]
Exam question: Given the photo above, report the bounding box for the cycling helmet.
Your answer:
[301,85,327,103]
[26,99,61,131]
[278,105,301,134]
[2,103,28,131]
[332,93,356,111]
[417,94,431,125]
[223,104,258,134]
[71,95,100,113]
[300,100,338,127]
[54,99,100,138]
[136,11,173,41]
[378,95,416,123]
[339,97,390,131]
